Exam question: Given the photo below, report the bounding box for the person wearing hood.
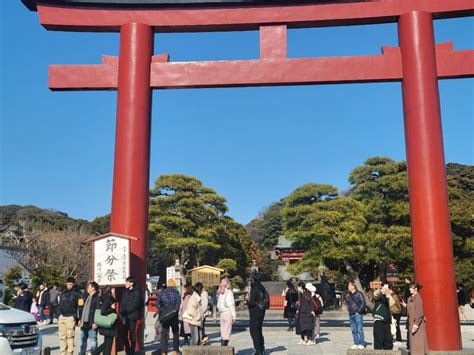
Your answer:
[217,277,236,346]
[247,273,268,355]
[182,283,204,345]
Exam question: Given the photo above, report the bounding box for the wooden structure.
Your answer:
[190,265,224,288]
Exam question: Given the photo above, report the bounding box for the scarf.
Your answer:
[81,293,93,324]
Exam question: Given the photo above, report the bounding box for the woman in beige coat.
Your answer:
[182,284,203,346]
[405,283,428,355]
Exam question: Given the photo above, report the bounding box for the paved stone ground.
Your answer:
[41,310,474,354]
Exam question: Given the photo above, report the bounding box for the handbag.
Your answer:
[94,309,117,328]
[159,304,178,323]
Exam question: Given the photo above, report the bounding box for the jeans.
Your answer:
[80,327,98,354]
[349,313,365,345]
[161,316,180,353]
[38,306,47,321]
[189,324,201,345]
[288,315,296,330]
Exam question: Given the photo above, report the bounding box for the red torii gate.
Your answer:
[23,0,474,350]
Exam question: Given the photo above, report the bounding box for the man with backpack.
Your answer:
[247,273,269,355]
[347,280,366,349]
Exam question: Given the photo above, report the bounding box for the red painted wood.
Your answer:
[48,47,474,90]
[399,11,462,350]
[109,24,153,352]
[36,0,474,32]
[260,25,287,59]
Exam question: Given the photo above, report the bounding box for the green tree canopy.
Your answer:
[148,174,251,278]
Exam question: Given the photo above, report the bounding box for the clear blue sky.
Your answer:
[1,2,473,224]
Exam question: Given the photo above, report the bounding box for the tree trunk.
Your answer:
[343,258,374,310]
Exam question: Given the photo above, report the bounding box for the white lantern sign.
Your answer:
[92,233,131,286]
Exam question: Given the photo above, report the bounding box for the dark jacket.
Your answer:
[81,292,101,329]
[49,288,59,305]
[15,291,33,313]
[284,287,298,318]
[120,287,144,321]
[247,281,266,315]
[59,286,81,318]
[347,290,366,315]
[38,288,50,307]
[157,287,180,311]
[372,290,391,323]
[98,297,117,338]
[297,290,315,333]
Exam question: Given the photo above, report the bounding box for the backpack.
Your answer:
[257,287,270,311]
[314,295,323,315]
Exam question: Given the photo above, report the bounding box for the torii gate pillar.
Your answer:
[399,11,462,349]
[109,23,153,350]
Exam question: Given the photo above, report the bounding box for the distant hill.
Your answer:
[0,205,109,247]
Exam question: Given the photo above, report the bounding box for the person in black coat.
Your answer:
[296,282,316,345]
[79,281,101,355]
[92,286,117,355]
[246,273,267,355]
[14,283,33,313]
[282,281,298,331]
[120,276,144,355]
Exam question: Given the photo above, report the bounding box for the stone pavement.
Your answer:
[40,310,474,354]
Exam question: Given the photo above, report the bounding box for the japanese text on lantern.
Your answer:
[94,235,130,286]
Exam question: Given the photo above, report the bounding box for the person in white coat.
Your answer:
[217,277,236,346]
[182,284,203,346]
[195,282,211,345]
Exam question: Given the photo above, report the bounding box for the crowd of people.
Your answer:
[10,274,473,355]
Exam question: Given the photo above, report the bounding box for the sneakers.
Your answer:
[304,340,315,345]
[350,345,359,349]
[298,340,306,345]
[357,345,365,349]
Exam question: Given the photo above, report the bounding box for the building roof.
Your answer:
[275,235,293,249]
[189,265,224,272]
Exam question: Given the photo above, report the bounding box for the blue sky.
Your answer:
[1,2,473,224]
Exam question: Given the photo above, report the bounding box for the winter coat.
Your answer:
[38,288,50,307]
[59,286,81,318]
[407,292,428,355]
[157,288,181,312]
[347,290,366,315]
[49,288,59,306]
[98,297,117,338]
[15,291,33,313]
[217,289,236,319]
[284,288,298,318]
[81,292,101,329]
[247,281,267,316]
[183,292,203,326]
[372,289,391,323]
[120,287,144,321]
[389,292,402,315]
[297,290,315,333]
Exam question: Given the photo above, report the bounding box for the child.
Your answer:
[30,297,40,322]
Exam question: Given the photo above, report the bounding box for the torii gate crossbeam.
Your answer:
[23,0,474,351]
